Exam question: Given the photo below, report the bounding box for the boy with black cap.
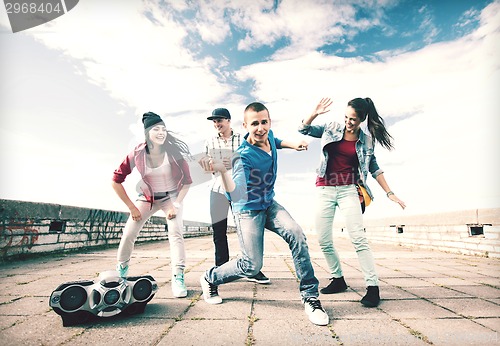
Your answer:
[203,108,269,284]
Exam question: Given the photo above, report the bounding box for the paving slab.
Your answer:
[158,319,248,346]
[0,231,498,345]
[402,286,475,299]
[252,319,335,345]
[429,298,500,318]
[332,319,427,345]
[401,318,499,346]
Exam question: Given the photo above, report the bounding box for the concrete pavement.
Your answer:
[0,231,499,345]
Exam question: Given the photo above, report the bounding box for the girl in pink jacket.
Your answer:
[112,112,192,298]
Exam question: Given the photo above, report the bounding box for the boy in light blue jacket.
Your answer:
[198,102,329,326]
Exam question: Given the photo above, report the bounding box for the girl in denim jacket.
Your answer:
[299,97,405,307]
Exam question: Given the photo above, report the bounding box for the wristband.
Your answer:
[173,202,181,208]
[386,191,394,198]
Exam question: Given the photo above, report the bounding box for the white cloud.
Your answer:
[20,1,230,122]
[172,0,396,58]
[232,0,367,56]
[191,0,233,44]
[1,0,498,227]
[233,1,500,221]
[417,5,440,44]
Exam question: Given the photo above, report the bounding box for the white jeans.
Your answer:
[315,185,378,286]
[117,197,185,275]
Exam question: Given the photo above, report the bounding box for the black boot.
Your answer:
[361,286,380,307]
[320,277,348,294]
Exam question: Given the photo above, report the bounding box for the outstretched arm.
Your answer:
[280,139,308,151]
[375,173,406,209]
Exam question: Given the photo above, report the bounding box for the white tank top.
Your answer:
[144,154,177,192]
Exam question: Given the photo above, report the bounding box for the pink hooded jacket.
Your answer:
[112,143,192,206]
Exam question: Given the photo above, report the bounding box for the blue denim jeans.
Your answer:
[315,185,379,286]
[205,200,319,300]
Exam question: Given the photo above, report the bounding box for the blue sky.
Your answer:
[1,0,498,228]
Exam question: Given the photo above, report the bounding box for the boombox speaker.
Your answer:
[49,270,158,326]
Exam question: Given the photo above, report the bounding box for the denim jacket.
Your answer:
[298,121,383,200]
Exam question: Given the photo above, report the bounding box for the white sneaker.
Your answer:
[304,297,329,326]
[172,272,187,298]
[200,274,222,304]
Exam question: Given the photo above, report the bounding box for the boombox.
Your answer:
[49,270,158,326]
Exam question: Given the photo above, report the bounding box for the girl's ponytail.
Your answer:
[348,97,394,150]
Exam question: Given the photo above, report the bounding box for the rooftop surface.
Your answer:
[0,231,498,345]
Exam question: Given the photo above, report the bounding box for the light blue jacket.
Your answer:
[226,130,283,212]
[298,121,383,200]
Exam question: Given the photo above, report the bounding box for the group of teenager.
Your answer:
[111,98,405,326]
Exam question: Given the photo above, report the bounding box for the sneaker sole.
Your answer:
[172,289,188,298]
[309,317,329,326]
[360,299,379,307]
[173,292,188,298]
[319,287,347,294]
[246,277,271,284]
[305,310,329,326]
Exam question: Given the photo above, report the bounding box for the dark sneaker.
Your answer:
[200,274,222,304]
[361,286,380,307]
[246,271,270,284]
[303,297,329,326]
[320,276,348,294]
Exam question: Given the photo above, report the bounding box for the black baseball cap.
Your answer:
[207,108,231,120]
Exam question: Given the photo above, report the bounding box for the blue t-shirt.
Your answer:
[226,130,283,212]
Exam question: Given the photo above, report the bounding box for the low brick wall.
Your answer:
[3,199,498,260]
[0,199,231,261]
[335,208,500,258]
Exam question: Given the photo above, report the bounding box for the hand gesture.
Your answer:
[199,156,226,173]
[389,194,406,210]
[130,205,142,222]
[313,97,333,116]
[295,140,308,151]
[222,157,232,170]
[198,155,212,173]
[166,208,176,220]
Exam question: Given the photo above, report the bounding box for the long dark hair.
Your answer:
[347,97,394,150]
[145,126,192,160]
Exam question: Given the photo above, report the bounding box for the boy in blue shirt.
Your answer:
[199,102,329,326]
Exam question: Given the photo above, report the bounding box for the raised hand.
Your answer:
[313,97,333,116]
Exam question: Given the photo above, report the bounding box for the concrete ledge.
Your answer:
[0,199,225,261]
[335,208,500,258]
